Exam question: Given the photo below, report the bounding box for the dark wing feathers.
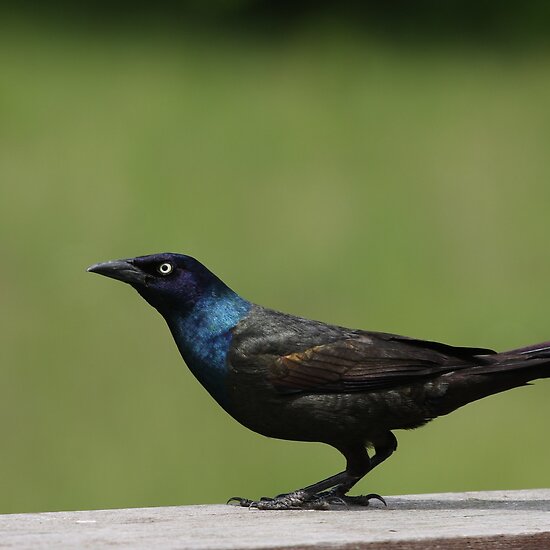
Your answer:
[270,335,494,394]
[384,334,496,359]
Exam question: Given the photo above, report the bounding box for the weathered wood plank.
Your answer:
[1,489,549,549]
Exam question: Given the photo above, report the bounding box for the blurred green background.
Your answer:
[2,2,550,514]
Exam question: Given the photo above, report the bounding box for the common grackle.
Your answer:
[88,253,550,510]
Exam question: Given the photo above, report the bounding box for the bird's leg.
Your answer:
[229,434,397,510]
[369,431,398,471]
[324,432,397,507]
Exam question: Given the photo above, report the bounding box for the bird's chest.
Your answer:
[167,299,250,407]
[173,327,233,403]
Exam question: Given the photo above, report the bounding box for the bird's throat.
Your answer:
[166,289,251,404]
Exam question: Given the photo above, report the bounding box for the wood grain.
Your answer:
[1,489,549,549]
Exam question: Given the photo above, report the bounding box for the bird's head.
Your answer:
[87,253,228,316]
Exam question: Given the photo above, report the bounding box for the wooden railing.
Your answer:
[1,489,549,548]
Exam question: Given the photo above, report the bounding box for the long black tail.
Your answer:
[474,341,550,376]
[436,341,550,416]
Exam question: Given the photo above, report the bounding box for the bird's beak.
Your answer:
[87,259,147,286]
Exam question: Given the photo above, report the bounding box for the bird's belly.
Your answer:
[225,371,432,445]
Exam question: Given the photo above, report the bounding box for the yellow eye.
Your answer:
[158,262,173,275]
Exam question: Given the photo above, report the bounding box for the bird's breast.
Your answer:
[166,293,251,407]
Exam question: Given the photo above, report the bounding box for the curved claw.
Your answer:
[365,493,387,506]
[227,496,253,507]
[342,493,387,507]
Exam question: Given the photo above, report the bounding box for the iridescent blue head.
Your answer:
[87,252,230,318]
[88,253,251,405]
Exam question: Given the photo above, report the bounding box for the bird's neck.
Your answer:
[166,286,251,405]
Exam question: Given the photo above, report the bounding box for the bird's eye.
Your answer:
[158,262,173,276]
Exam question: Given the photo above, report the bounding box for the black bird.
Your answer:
[88,253,550,509]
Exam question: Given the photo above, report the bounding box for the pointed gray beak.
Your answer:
[87,259,147,285]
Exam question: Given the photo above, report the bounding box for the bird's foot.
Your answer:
[228,490,329,510]
[227,490,386,510]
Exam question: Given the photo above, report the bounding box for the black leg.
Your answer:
[311,441,371,495]
[228,432,397,510]
[368,431,398,471]
[326,432,397,506]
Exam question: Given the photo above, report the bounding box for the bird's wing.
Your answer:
[269,334,496,394]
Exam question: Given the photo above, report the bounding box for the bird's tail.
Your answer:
[436,340,550,416]
[474,340,550,375]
